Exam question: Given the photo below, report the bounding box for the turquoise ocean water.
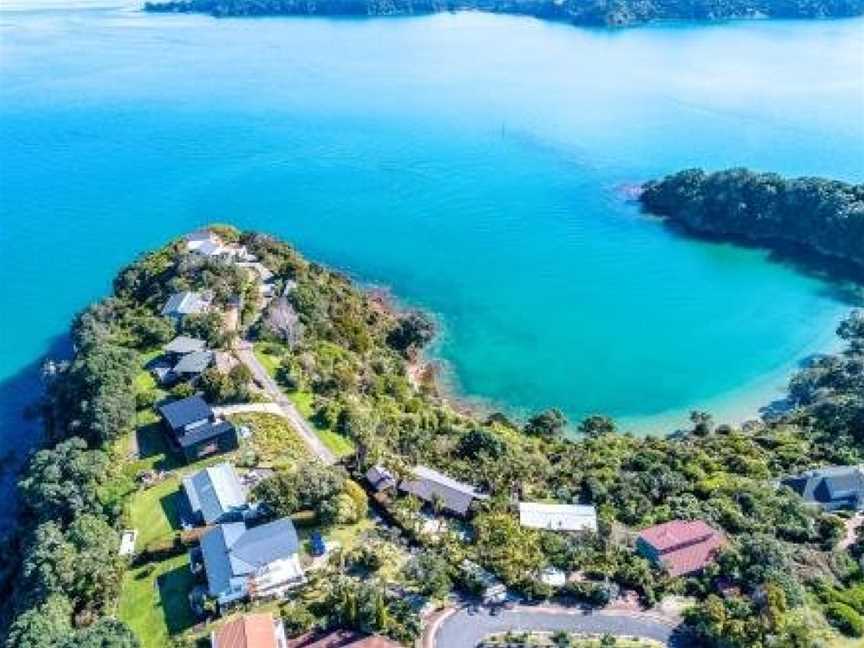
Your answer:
[1,3,863,463]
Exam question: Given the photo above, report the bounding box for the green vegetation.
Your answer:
[119,553,196,648]
[229,412,309,468]
[128,477,182,549]
[640,168,864,272]
[143,0,864,27]
[481,633,663,647]
[255,342,356,456]
[4,219,864,648]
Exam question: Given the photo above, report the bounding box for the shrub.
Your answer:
[826,602,864,637]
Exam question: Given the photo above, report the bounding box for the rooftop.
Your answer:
[177,419,236,449]
[158,395,213,430]
[173,350,214,375]
[638,519,717,553]
[164,335,207,355]
[212,613,278,648]
[398,465,487,517]
[638,520,725,577]
[783,465,864,507]
[161,291,210,317]
[519,502,597,532]
[365,465,396,492]
[201,518,300,597]
[182,462,247,525]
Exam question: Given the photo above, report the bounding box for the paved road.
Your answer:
[432,605,688,647]
[235,345,336,465]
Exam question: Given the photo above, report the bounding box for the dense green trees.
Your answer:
[20,515,123,615]
[640,168,864,271]
[199,364,252,403]
[403,550,454,599]
[18,438,110,525]
[252,462,369,524]
[143,0,864,27]
[523,408,567,439]
[5,594,73,648]
[386,311,435,357]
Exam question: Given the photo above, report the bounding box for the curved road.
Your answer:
[432,606,688,647]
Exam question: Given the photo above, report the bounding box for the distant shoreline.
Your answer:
[142,0,864,29]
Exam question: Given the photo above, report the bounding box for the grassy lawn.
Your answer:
[129,475,185,549]
[119,552,197,648]
[253,344,282,377]
[296,513,377,562]
[287,390,355,458]
[314,427,356,458]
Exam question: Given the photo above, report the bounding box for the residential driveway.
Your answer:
[234,346,336,465]
[431,605,690,647]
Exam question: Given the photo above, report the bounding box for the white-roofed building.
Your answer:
[519,502,597,533]
[539,566,567,587]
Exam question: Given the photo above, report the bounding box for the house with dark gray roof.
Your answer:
[365,465,396,493]
[783,465,864,511]
[182,462,248,526]
[158,395,238,462]
[161,291,211,321]
[398,465,487,518]
[197,518,304,607]
[153,336,210,385]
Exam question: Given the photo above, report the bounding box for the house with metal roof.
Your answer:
[183,462,248,526]
[198,518,305,607]
[398,465,487,518]
[782,465,864,511]
[164,335,207,355]
[211,612,286,648]
[519,502,598,533]
[172,350,214,379]
[161,291,211,321]
[365,465,397,493]
[158,395,239,462]
[186,229,219,251]
[636,520,725,578]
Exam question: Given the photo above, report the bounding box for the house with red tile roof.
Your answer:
[636,519,725,578]
[211,612,287,648]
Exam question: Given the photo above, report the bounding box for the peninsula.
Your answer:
[1,216,863,648]
[142,0,864,27]
[640,167,864,273]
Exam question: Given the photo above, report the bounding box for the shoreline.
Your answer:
[370,280,854,437]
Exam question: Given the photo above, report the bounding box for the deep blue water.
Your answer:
[1,3,863,467]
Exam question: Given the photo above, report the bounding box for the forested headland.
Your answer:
[142,0,864,27]
[0,217,863,647]
[640,168,864,273]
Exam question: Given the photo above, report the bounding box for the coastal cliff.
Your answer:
[640,167,864,273]
[142,0,864,26]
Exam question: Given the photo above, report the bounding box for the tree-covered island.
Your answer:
[0,204,863,647]
[640,167,864,273]
[142,0,864,27]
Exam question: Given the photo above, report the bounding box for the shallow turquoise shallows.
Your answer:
[2,3,864,457]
